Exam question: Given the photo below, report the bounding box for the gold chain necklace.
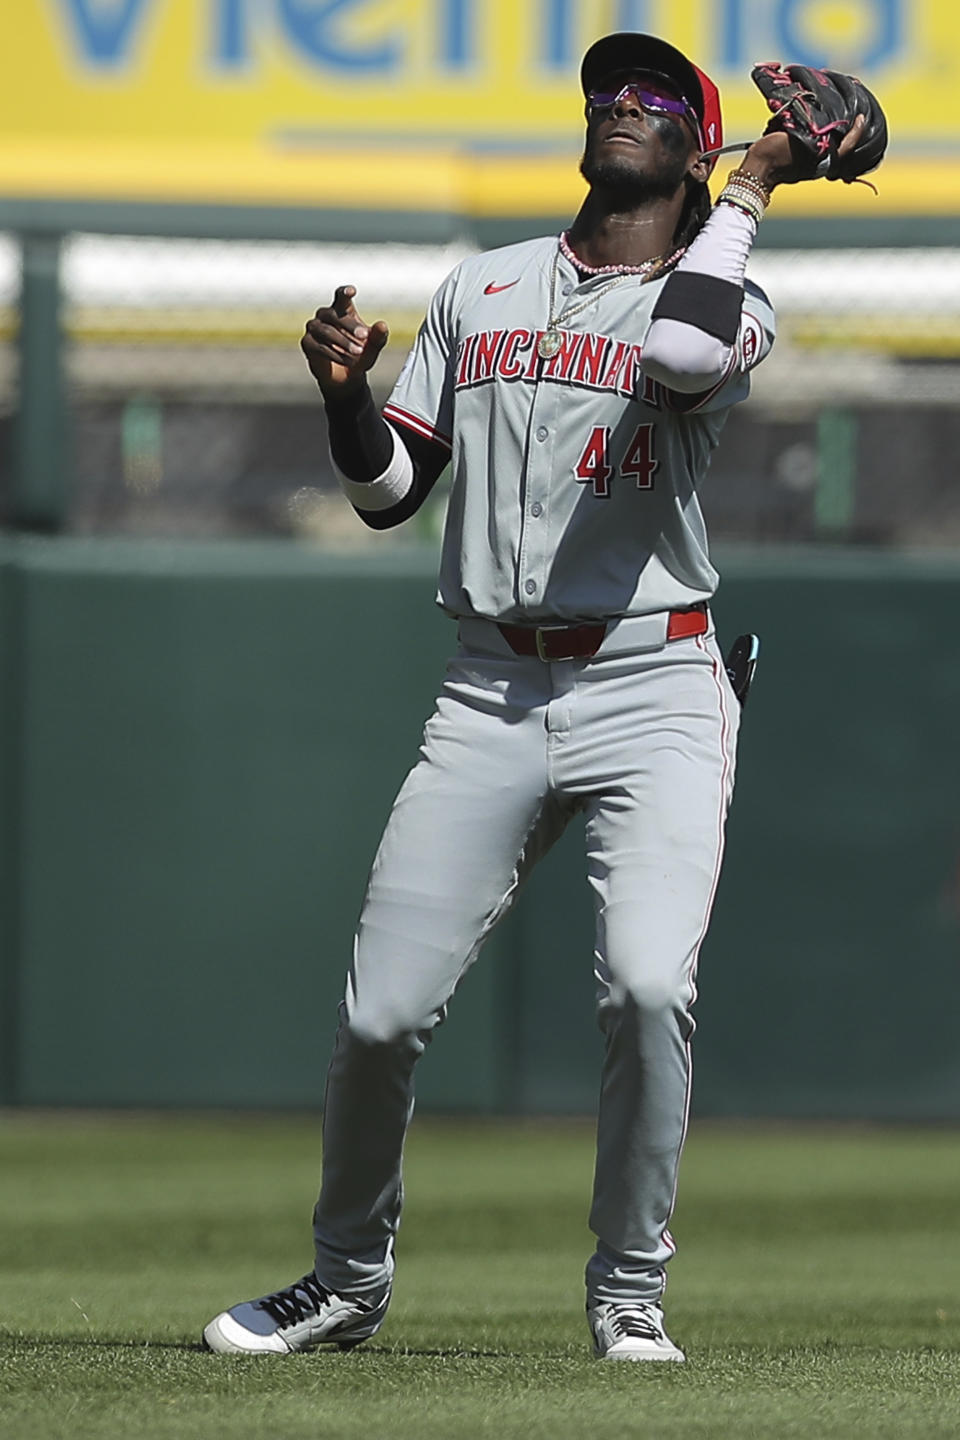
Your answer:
[537,240,676,361]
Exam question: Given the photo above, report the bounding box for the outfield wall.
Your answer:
[1,536,959,1119]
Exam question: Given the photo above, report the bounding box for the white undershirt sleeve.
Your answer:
[641,204,760,393]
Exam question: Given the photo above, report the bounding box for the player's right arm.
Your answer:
[302,285,449,529]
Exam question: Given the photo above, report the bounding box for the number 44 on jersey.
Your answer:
[575,423,658,498]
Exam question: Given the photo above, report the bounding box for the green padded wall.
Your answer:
[2,537,959,1117]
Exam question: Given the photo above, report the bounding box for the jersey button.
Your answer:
[535,426,548,442]
[524,579,537,595]
[530,502,543,518]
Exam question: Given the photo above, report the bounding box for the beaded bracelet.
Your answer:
[716,167,772,226]
[717,190,766,225]
[727,169,773,204]
[717,182,766,221]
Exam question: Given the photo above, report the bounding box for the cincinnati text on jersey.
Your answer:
[454,327,664,406]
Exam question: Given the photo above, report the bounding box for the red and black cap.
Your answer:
[580,33,724,171]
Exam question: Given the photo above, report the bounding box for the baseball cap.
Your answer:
[580,33,724,169]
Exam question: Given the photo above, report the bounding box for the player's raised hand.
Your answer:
[301,286,390,397]
[742,111,868,187]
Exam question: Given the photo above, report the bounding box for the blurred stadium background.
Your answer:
[1,0,960,1118]
[7,234,960,543]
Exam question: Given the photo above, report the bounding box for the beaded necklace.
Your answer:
[558,229,683,277]
[537,234,686,360]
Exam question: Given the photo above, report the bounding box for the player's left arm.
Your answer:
[640,204,771,399]
[641,116,868,397]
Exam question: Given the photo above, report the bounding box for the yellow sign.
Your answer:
[2,0,959,217]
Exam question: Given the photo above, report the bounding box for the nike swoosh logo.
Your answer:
[484,280,519,295]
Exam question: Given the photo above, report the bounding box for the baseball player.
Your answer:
[205,35,879,1361]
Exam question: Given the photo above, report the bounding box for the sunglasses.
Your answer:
[587,82,704,151]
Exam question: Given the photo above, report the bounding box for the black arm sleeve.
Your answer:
[324,381,393,482]
[323,382,450,531]
[649,271,744,345]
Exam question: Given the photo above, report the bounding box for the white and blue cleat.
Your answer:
[203,1272,389,1354]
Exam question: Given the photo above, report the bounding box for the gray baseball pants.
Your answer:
[312,614,739,1307]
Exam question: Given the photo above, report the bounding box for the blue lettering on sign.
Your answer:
[720,0,904,70]
[614,0,650,31]
[439,0,472,69]
[277,0,402,71]
[718,0,747,69]
[211,0,256,68]
[58,0,152,67]
[775,0,902,69]
[542,0,574,70]
[59,0,909,86]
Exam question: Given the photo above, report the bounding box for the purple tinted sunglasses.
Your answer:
[588,81,704,150]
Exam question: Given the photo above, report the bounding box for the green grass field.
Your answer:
[0,1114,957,1439]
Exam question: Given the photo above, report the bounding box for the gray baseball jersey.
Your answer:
[383,235,774,623]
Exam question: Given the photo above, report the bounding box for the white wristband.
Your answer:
[332,422,415,512]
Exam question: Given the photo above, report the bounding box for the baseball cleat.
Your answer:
[587,1301,685,1362]
[203,1271,389,1355]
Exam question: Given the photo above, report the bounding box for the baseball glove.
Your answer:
[750,62,888,182]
